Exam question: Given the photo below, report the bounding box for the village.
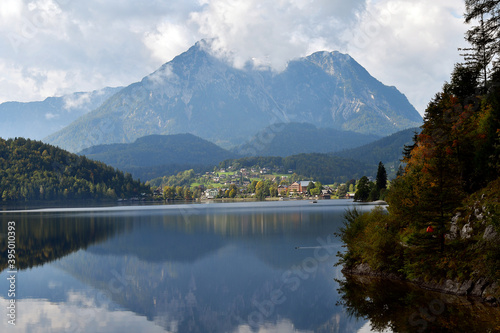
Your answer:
[152,165,361,201]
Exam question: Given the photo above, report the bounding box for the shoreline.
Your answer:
[342,263,499,306]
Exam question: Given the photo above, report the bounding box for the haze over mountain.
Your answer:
[45,40,422,153]
[235,122,380,157]
[0,87,122,141]
[332,127,422,166]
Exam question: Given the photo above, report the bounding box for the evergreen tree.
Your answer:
[464,0,500,88]
[354,176,371,202]
[375,162,387,192]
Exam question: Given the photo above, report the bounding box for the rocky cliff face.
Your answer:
[44,40,422,152]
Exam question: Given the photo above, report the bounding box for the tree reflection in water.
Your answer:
[337,274,500,333]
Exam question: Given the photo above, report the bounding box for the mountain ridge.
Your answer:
[0,87,122,141]
[79,133,237,180]
[44,40,422,152]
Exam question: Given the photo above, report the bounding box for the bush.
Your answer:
[337,207,403,273]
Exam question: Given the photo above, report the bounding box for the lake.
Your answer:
[1,200,499,332]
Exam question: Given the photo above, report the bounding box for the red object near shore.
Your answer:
[426,225,434,233]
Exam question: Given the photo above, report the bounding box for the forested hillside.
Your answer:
[235,122,380,157]
[0,138,150,201]
[219,153,375,183]
[79,134,237,181]
[333,127,420,165]
[338,0,500,299]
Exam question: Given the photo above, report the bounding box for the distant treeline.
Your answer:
[0,137,150,201]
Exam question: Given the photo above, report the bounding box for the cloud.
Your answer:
[63,92,91,110]
[189,0,366,71]
[0,296,168,333]
[45,112,57,119]
[0,0,470,116]
[342,0,468,113]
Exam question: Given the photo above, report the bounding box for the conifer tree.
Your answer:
[375,162,387,192]
[463,0,500,88]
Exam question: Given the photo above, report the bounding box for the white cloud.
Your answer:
[45,112,57,119]
[143,22,195,63]
[63,92,91,110]
[0,0,470,116]
[189,0,365,71]
[0,296,168,333]
[342,0,468,113]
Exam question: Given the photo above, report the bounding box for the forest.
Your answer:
[337,0,500,296]
[219,153,375,184]
[0,137,150,201]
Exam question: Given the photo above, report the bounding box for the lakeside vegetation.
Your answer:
[337,0,500,297]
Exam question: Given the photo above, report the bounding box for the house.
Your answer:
[299,181,313,191]
[277,185,288,196]
[289,181,314,194]
[204,188,219,199]
[289,182,301,193]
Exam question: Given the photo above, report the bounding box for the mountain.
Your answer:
[235,122,380,157]
[79,133,237,181]
[333,127,421,166]
[45,40,422,153]
[0,137,149,202]
[0,87,122,141]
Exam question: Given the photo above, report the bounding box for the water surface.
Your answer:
[0,200,498,332]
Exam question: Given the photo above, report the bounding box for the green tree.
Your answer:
[376,162,387,190]
[306,181,315,195]
[184,187,193,200]
[270,183,278,197]
[463,0,499,89]
[354,176,371,202]
[176,186,184,198]
[248,180,258,193]
[163,186,175,200]
[337,184,348,198]
[255,180,269,200]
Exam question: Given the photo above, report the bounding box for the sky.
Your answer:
[0,0,469,115]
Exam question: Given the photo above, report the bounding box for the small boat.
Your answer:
[311,200,318,203]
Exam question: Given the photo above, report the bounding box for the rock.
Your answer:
[443,279,462,294]
[351,263,372,275]
[457,280,474,296]
[482,282,499,299]
[485,296,497,303]
[471,278,489,297]
[446,212,461,241]
[460,223,473,239]
[483,225,498,241]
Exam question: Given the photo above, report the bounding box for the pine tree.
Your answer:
[375,162,387,192]
[463,0,500,88]
[354,176,371,202]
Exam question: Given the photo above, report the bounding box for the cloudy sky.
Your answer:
[0,0,469,115]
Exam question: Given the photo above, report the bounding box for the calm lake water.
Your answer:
[1,200,499,333]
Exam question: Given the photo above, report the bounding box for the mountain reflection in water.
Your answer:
[1,201,497,332]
